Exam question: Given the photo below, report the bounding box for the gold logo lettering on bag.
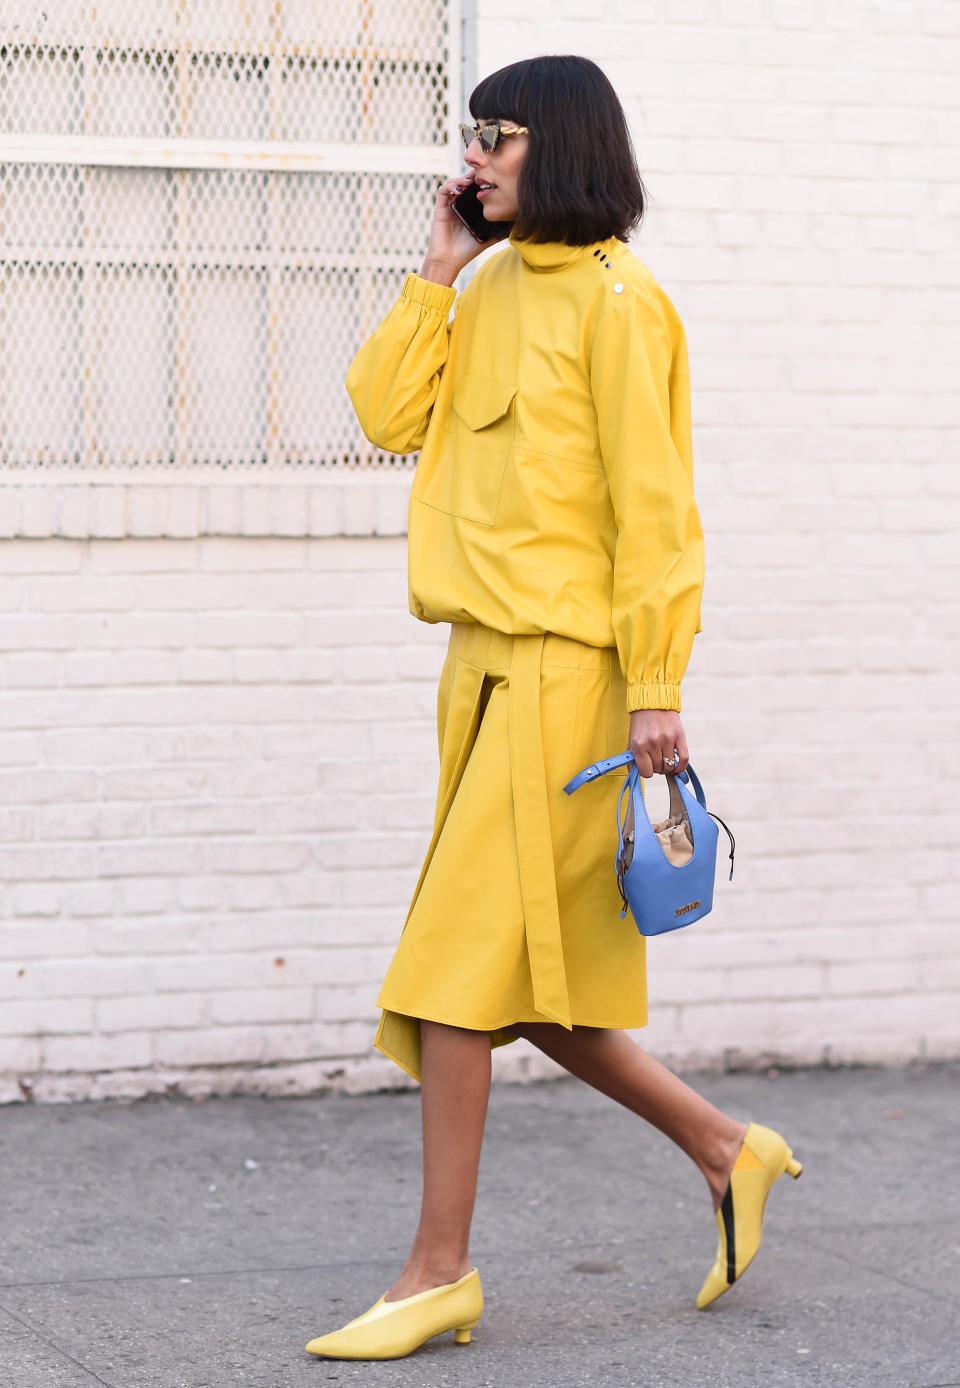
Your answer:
[675,900,701,917]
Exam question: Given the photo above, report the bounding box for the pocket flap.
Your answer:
[452,376,518,432]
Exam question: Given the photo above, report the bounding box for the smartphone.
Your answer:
[451,182,513,244]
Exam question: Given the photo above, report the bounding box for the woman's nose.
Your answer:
[464,138,485,168]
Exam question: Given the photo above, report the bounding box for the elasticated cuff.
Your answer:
[401,272,458,312]
[626,682,682,713]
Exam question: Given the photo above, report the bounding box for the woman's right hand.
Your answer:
[419,176,498,286]
[628,709,690,779]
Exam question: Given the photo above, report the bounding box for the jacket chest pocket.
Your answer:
[420,375,518,526]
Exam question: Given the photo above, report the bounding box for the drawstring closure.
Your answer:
[708,811,736,881]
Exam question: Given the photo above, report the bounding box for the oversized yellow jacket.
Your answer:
[346,233,703,711]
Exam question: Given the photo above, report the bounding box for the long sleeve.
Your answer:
[345,273,458,454]
[590,287,704,712]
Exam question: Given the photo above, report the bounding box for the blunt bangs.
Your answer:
[469,63,531,130]
[468,55,648,246]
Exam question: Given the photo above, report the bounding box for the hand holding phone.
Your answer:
[450,182,513,244]
[418,176,512,286]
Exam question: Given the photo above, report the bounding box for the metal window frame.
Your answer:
[0,134,455,175]
[0,3,462,474]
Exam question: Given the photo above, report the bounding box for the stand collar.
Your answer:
[508,233,621,272]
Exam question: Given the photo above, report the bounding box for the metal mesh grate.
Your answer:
[0,2,456,469]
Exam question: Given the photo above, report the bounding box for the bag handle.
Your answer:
[562,750,634,793]
[563,751,703,808]
[564,752,734,880]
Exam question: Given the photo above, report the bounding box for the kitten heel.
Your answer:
[304,1268,483,1360]
[696,1122,804,1310]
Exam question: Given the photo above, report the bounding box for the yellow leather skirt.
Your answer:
[374,622,647,1081]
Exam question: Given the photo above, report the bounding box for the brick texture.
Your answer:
[0,536,456,1102]
[1,4,959,1100]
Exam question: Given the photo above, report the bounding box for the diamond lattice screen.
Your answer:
[0,2,455,468]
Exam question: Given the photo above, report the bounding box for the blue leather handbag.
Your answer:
[563,751,735,936]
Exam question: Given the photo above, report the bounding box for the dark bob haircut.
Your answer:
[469,55,648,245]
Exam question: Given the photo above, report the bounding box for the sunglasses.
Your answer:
[458,120,530,153]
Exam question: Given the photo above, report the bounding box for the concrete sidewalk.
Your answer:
[1,1064,957,1388]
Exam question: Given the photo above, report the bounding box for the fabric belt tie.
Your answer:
[508,634,572,1031]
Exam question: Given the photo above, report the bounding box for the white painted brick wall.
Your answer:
[0,536,456,1102]
[1,3,959,1100]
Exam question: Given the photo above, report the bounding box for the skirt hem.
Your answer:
[374,1002,648,1084]
[376,1000,649,1034]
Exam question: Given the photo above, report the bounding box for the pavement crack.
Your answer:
[798,1234,959,1307]
[0,1237,658,1292]
[0,1255,403,1292]
[0,1298,119,1387]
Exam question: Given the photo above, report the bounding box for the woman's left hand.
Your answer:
[628,709,689,777]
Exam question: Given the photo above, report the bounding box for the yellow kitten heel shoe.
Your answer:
[696,1122,803,1310]
[304,1268,482,1360]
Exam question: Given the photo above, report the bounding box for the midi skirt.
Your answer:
[374,622,648,1081]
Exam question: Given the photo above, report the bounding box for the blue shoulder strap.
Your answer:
[563,750,634,794]
[565,750,702,802]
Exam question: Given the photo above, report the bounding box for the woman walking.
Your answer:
[305,54,801,1361]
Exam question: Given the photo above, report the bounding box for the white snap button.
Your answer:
[613,283,624,294]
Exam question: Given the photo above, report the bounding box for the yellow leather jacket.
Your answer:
[346,233,704,711]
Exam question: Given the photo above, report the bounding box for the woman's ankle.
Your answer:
[702,1121,749,1211]
[385,1253,471,1301]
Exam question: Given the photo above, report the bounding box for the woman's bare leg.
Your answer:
[515,1023,747,1211]
[385,1020,491,1301]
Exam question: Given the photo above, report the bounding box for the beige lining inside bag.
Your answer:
[620,776,694,871]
